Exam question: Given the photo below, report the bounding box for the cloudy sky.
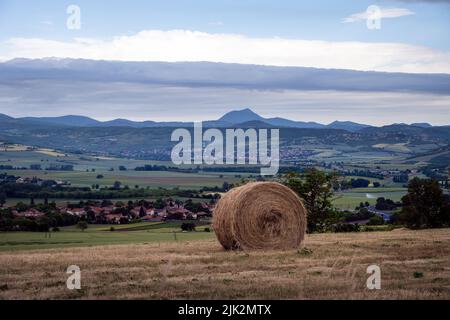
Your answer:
[0,0,449,125]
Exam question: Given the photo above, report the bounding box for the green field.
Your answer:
[333,188,407,210]
[0,149,248,189]
[3,169,241,189]
[1,144,445,214]
[0,222,214,251]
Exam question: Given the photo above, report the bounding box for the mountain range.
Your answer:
[0,109,439,132]
[0,108,449,164]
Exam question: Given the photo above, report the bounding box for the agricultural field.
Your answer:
[0,222,214,251]
[2,169,240,189]
[333,189,406,210]
[0,144,445,211]
[0,148,247,189]
[0,228,449,299]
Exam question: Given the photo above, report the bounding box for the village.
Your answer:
[10,198,214,226]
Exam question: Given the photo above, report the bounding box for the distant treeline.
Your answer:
[343,169,384,180]
[0,164,74,171]
[0,182,212,200]
[133,164,303,174]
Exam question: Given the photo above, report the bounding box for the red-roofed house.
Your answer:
[14,208,45,218]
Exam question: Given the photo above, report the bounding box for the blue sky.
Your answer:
[0,0,449,73]
[1,0,449,49]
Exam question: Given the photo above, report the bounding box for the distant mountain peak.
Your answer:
[218,108,264,123]
[327,120,372,132]
[19,115,100,127]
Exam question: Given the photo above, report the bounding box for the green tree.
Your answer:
[367,215,384,226]
[154,198,165,209]
[399,178,450,229]
[284,169,338,232]
[113,181,122,190]
[139,206,146,217]
[115,201,124,207]
[181,222,196,232]
[77,221,88,232]
[0,192,6,207]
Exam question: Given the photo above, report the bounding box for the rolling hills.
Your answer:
[0,109,448,163]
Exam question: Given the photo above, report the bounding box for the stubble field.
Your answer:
[0,228,449,300]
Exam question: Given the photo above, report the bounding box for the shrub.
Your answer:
[367,215,385,226]
[77,221,88,231]
[331,223,360,233]
[181,222,196,232]
[343,208,374,222]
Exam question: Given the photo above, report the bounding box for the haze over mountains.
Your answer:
[0,109,440,132]
[1,58,450,126]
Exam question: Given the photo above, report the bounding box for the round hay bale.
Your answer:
[213,182,307,250]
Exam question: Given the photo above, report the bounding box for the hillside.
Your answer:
[0,112,449,161]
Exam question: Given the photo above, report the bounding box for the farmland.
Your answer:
[3,168,238,189]
[334,189,406,210]
[0,222,214,251]
[0,148,248,189]
[0,228,449,299]
[0,146,421,204]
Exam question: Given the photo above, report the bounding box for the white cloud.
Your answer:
[1,29,450,73]
[343,7,415,23]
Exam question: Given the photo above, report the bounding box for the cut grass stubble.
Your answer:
[0,228,449,300]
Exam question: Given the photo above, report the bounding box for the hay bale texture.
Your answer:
[213,182,307,250]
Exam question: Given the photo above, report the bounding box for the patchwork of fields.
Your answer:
[0,147,415,209]
[0,149,249,189]
[1,145,449,300]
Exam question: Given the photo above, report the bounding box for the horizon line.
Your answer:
[0,110,444,128]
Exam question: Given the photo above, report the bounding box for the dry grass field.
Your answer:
[0,228,449,300]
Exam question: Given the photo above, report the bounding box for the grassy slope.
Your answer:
[0,228,449,299]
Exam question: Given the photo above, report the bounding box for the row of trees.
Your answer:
[285,169,450,232]
[395,178,450,228]
[0,205,80,232]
